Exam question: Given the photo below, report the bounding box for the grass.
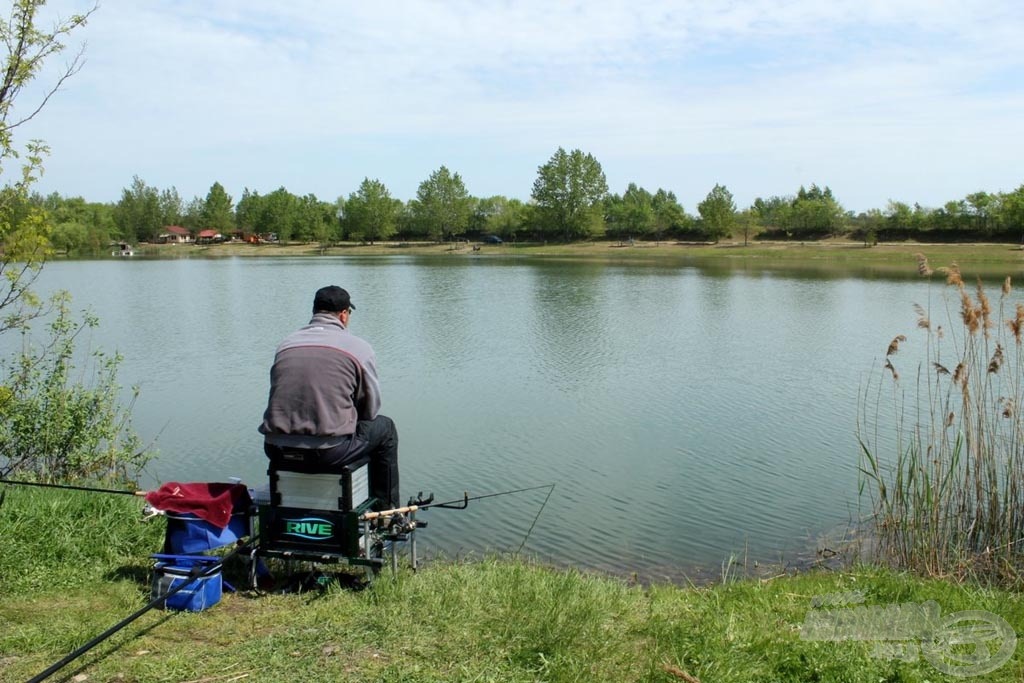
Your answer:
[3,486,1024,681]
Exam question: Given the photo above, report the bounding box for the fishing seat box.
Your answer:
[150,554,222,612]
[257,456,376,560]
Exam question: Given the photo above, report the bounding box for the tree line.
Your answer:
[20,147,1024,254]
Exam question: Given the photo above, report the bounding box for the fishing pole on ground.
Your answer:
[26,536,258,683]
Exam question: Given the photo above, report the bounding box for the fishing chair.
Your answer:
[253,452,391,586]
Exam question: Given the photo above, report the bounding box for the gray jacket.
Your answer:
[259,313,381,448]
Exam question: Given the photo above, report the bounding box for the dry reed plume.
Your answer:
[886,335,906,356]
[944,262,963,287]
[858,261,1024,586]
[913,303,930,330]
[1009,303,1024,343]
[915,253,933,277]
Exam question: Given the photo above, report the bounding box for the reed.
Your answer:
[858,255,1024,585]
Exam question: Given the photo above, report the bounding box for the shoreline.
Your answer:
[107,236,1024,260]
[84,238,1024,281]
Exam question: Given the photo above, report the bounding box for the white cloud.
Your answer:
[15,0,1024,210]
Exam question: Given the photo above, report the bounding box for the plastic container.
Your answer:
[150,554,222,612]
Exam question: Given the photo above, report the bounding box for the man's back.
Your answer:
[259,312,381,448]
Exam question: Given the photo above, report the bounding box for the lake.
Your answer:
[18,254,985,580]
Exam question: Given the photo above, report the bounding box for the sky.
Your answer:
[13,0,1024,213]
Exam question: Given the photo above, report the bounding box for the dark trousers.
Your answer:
[264,415,400,509]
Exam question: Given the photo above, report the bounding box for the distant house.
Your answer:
[196,229,223,244]
[158,225,192,244]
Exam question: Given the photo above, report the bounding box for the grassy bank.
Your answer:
[127,239,1024,276]
[2,487,1023,682]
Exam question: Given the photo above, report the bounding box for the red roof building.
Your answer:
[159,225,192,244]
[196,229,224,244]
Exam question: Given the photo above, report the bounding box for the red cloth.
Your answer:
[145,482,251,529]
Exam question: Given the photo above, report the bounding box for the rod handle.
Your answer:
[361,504,419,521]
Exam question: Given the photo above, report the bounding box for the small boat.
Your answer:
[112,242,134,257]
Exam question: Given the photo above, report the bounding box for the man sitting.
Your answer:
[259,285,400,509]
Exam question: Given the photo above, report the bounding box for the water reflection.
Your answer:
[529,261,610,395]
[409,261,477,372]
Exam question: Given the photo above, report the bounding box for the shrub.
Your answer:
[0,291,148,484]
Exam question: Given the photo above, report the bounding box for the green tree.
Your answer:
[0,0,93,310]
[332,195,346,237]
[531,147,608,241]
[113,176,161,242]
[410,166,472,241]
[261,187,300,240]
[469,195,495,234]
[343,178,400,243]
[996,185,1024,242]
[469,195,526,241]
[48,220,87,253]
[697,183,735,243]
[885,200,913,231]
[38,193,114,254]
[180,195,204,231]
[200,181,234,233]
[235,188,262,233]
[651,189,687,243]
[735,208,757,246]
[0,2,78,305]
[607,183,655,240]
[158,187,183,228]
[0,1,147,483]
[293,193,336,244]
[936,199,968,232]
[751,196,791,237]
[965,191,994,235]
[911,203,932,235]
[856,208,884,246]
[602,193,623,237]
[0,0,92,275]
[395,201,420,240]
[788,184,845,239]
[949,199,969,231]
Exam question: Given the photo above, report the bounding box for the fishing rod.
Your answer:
[362,483,557,573]
[0,480,556,509]
[27,537,257,683]
[0,478,145,497]
[361,483,557,521]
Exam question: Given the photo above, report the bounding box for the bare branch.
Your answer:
[0,1,96,132]
[5,42,85,131]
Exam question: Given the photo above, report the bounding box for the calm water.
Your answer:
[19,256,976,579]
